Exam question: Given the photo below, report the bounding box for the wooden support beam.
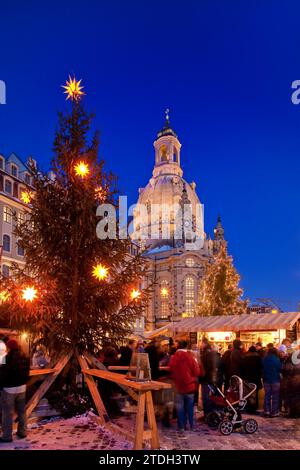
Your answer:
[86,354,138,402]
[29,368,56,376]
[26,351,73,418]
[145,390,159,449]
[76,352,109,425]
[134,392,146,450]
[82,368,172,391]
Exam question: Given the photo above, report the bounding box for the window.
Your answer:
[18,212,25,225]
[11,164,18,177]
[13,182,18,198]
[5,180,12,194]
[185,299,194,316]
[17,241,24,257]
[25,173,31,185]
[2,265,10,278]
[0,157,4,170]
[186,257,195,267]
[3,206,12,223]
[160,145,167,162]
[3,235,11,252]
[185,276,195,316]
[160,280,169,319]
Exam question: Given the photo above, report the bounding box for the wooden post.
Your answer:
[76,351,109,425]
[26,351,73,418]
[145,390,159,449]
[134,391,146,450]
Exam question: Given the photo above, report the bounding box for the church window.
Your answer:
[173,147,178,162]
[185,276,195,316]
[160,280,169,319]
[160,145,167,162]
[186,257,195,267]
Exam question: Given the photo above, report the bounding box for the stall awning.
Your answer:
[168,312,300,333]
[144,323,176,339]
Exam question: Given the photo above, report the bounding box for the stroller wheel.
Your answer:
[219,419,233,435]
[206,411,222,429]
[243,419,258,434]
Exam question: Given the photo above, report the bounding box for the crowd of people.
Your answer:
[0,334,300,442]
[95,335,300,435]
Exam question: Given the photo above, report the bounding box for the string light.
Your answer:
[95,186,105,201]
[130,289,141,301]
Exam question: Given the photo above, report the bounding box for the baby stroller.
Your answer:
[205,375,258,435]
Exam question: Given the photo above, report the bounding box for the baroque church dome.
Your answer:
[133,112,204,250]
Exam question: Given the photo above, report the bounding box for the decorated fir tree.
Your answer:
[197,244,247,316]
[0,77,146,354]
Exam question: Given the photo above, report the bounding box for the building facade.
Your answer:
[0,152,35,277]
[134,116,226,331]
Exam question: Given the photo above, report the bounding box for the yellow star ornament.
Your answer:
[62,76,85,102]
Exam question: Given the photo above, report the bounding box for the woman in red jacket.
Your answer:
[169,340,200,435]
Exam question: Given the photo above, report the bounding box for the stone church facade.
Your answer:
[133,114,226,331]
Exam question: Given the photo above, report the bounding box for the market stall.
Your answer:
[166,312,300,350]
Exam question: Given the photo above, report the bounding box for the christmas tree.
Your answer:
[0,77,146,354]
[197,244,247,316]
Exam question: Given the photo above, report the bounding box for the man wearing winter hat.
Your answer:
[0,339,30,443]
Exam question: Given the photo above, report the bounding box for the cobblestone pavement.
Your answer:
[115,413,300,450]
[0,413,300,450]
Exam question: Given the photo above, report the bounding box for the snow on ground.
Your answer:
[0,414,132,450]
[1,412,300,450]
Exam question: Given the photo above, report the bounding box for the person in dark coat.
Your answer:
[255,342,266,359]
[220,344,232,392]
[118,340,136,366]
[0,339,30,442]
[199,338,217,416]
[229,339,244,378]
[282,352,300,417]
[262,347,282,417]
[145,339,160,380]
[242,346,262,412]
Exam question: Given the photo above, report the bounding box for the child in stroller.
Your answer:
[205,375,258,435]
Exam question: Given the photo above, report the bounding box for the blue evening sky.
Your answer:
[1,0,300,309]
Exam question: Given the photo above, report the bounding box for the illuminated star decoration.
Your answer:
[74,161,90,178]
[92,264,109,281]
[130,289,141,301]
[62,76,85,102]
[21,190,33,204]
[22,286,38,302]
